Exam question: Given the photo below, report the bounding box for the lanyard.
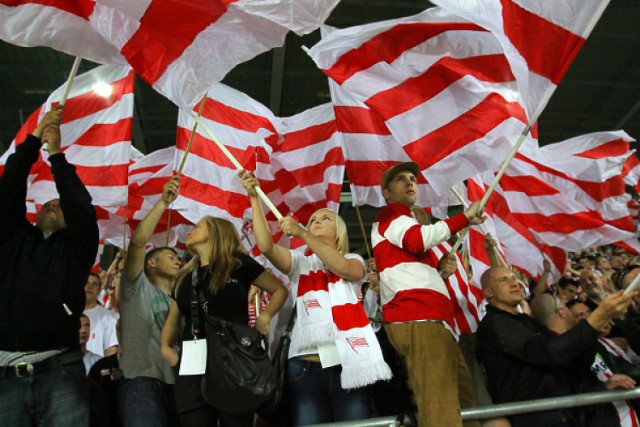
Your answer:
[190,266,205,340]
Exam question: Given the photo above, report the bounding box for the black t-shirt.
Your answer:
[172,252,265,414]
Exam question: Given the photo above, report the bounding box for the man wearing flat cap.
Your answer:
[371,162,485,427]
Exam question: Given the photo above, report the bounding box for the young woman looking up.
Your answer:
[240,170,391,426]
[161,216,287,427]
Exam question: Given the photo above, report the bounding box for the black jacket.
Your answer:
[477,305,603,427]
[0,135,98,351]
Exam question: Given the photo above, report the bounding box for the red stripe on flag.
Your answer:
[325,21,486,85]
[201,98,277,135]
[122,0,237,84]
[179,175,248,218]
[500,174,559,196]
[499,0,585,85]
[367,54,516,121]
[280,121,337,152]
[333,106,390,135]
[573,138,630,159]
[1,0,94,18]
[73,119,133,147]
[515,153,626,202]
[403,93,527,169]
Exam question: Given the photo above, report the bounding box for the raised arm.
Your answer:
[279,216,365,281]
[124,176,179,282]
[239,170,292,274]
[45,123,98,263]
[0,108,63,235]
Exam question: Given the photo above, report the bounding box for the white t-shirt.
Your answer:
[84,305,119,357]
[83,350,102,374]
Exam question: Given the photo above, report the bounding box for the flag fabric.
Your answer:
[328,67,462,209]
[0,0,124,64]
[430,241,484,335]
[173,84,345,250]
[272,103,345,225]
[432,0,610,120]
[172,83,278,230]
[0,64,135,208]
[466,174,566,285]
[309,7,529,195]
[89,0,340,108]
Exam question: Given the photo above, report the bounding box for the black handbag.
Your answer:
[256,305,297,424]
[190,267,277,415]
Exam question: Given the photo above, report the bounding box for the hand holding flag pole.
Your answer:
[43,56,82,151]
[191,114,283,220]
[450,187,508,268]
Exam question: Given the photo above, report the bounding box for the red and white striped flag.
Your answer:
[466,174,567,284]
[430,241,484,335]
[172,83,278,230]
[0,0,124,64]
[89,0,339,108]
[0,64,135,208]
[272,103,345,225]
[433,0,610,120]
[328,66,462,209]
[309,7,529,195]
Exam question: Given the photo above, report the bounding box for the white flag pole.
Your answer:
[191,114,283,220]
[43,56,82,151]
[478,122,532,210]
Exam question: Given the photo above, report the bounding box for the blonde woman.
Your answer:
[240,171,391,426]
[161,216,287,427]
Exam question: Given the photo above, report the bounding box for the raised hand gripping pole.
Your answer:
[450,187,508,268]
[43,56,82,151]
[191,114,283,220]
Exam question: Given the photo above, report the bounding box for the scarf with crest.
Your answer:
[290,251,392,389]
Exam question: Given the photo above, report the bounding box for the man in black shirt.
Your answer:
[477,267,635,427]
[0,107,99,425]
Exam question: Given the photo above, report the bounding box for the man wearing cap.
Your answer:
[371,162,485,427]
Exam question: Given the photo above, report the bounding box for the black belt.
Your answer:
[0,351,83,378]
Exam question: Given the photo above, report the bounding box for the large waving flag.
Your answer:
[0,0,124,64]
[432,0,610,120]
[472,136,640,256]
[329,72,461,209]
[89,0,340,108]
[0,64,135,208]
[309,7,528,195]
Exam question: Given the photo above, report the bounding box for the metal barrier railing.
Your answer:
[308,387,640,426]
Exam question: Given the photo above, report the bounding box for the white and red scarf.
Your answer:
[290,251,392,389]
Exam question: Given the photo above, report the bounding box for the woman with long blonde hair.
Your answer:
[161,216,287,426]
[240,171,391,426]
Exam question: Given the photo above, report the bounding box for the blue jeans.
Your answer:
[0,360,89,427]
[286,357,371,426]
[118,377,176,427]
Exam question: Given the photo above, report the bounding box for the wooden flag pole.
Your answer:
[167,94,209,245]
[43,56,82,151]
[191,114,283,220]
[450,187,508,267]
[355,206,372,259]
[176,94,208,176]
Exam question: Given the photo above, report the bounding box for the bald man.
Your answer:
[476,267,635,427]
